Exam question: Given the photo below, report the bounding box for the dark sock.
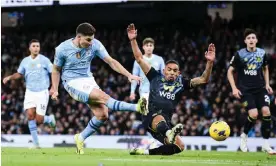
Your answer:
[244,116,256,134]
[156,121,170,136]
[149,144,182,155]
[261,116,271,139]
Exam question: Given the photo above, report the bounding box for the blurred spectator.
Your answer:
[1,17,276,138]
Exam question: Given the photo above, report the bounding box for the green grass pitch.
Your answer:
[2,148,276,166]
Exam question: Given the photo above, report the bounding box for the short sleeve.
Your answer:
[54,47,65,67]
[229,53,240,68]
[95,40,109,59]
[46,58,53,73]
[262,54,268,67]
[17,60,25,75]
[159,57,165,74]
[146,67,159,82]
[182,77,193,89]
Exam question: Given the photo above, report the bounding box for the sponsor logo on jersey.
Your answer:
[244,70,257,76]
[159,91,175,100]
[247,64,257,70]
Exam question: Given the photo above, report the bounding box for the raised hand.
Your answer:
[205,43,216,62]
[127,23,137,41]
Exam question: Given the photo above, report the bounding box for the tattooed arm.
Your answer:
[190,61,213,87]
[190,44,215,88]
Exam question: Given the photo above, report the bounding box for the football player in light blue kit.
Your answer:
[130,37,165,101]
[3,39,56,149]
[51,23,148,155]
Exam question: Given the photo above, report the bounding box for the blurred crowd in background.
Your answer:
[2,12,276,138]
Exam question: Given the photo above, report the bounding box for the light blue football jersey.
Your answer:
[54,38,109,83]
[17,54,52,92]
[131,54,165,95]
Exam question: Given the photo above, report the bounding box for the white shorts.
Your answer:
[64,77,100,103]
[24,89,49,116]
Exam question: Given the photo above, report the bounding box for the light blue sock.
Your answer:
[28,120,39,145]
[80,116,105,141]
[43,115,52,124]
[106,97,137,112]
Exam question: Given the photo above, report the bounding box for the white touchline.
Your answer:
[102,158,275,166]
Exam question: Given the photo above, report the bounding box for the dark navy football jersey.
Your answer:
[230,48,268,93]
[145,67,193,117]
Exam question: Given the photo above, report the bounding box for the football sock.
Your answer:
[28,120,39,145]
[106,97,137,112]
[243,116,256,135]
[261,116,271,139]
[79,116,105,141]
[149,144,182,155]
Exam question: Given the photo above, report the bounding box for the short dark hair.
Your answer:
[76,23,96,36]
[143,37,155,45]
[244,28,257,39]
[29,39,40,46]
[165,60,179,67]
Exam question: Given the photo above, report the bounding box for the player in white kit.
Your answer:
[51,23,148,155]
[3,39,56,149]
[130,37,165,101]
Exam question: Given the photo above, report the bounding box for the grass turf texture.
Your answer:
[2,148,276,166]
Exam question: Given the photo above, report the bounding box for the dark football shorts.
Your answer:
[142,108,172,144]
[241,88,270,111]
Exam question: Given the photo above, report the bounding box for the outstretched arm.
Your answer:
[3,60,25,84]
[103,56,141,83]
[190,61,213,87]
[127,24,151,75]
[3,73,23,84]
[103,56,132,77]
[190,43,215,87]
[94,39,140,83]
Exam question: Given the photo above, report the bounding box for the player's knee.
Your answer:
[248,109,258,119]
[89,88,109,104]
[27,110,36,120]
[261,106,270,116]
[95,108,109,121]
[96,114,108,121]
[152,115,166,129]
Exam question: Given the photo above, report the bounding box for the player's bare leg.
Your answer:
[261,106,276,154]
[240,108,258,152]
[88,88,148,115]
[75,103,108,155]
[27,107,56,149]
[26,108,40,149]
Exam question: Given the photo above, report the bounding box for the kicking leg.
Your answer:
[88,88,148,115]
